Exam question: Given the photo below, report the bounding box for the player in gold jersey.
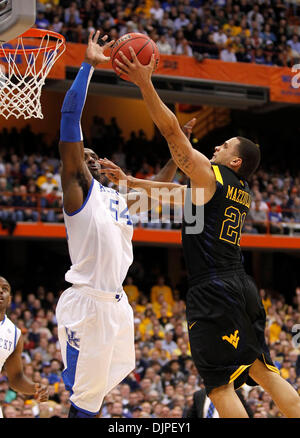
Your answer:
[101,49,300,418]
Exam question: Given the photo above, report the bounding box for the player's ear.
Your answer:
[231,156,242,169]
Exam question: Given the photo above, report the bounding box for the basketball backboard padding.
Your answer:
[0,0,36,44]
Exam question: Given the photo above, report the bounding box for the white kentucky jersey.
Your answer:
[0,315,21,372]
[63,178,134,293]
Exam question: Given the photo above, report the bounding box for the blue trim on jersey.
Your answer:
[61,342,79,395]
[64,178,94,216]
[13,325,17,350]
[0,315,6,325]
[70,400,99,416]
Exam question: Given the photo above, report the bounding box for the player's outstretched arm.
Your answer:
[4,336,48,402]
[150,117,196,183]
[114,50,216,196]
[98,118,195,210]
[99,158,186,208]
[59,31,114,214]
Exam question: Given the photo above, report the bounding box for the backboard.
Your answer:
[0,0,36,44]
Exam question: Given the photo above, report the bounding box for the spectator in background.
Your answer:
[40,173,58,194]
[151,276,174,308]
[64,1,82,26]
[287,34,300,56]
[220,43,237,62]
[292,197,300,223]
[247,4,264,30]
[212,27,228,47]
[12,185,38,222]
[153,294,173,319]
[35,12,50,29]
[173,12,190,31]
[2,404,19,418]
[250,29,263,49]
[50,15,63,33]
[150,0,164,23]
[235,45,252,62]
[124,276,140,304]
[162,331,179,356]
[250,196,269,233]
[175,38,193,56]
[156,33,173,54]
[268,202,283,234]
[44,187,62,222]
[40,362,61,385]
[254,47,266,64]
[261,24,277,44]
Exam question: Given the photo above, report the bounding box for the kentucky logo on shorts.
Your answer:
[65,327,80,349]
[222,329,239,349]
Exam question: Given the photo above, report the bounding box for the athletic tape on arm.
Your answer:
[60,62,94,143]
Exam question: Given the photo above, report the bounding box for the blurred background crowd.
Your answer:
[34,0,300,66]
[0,274,300,418]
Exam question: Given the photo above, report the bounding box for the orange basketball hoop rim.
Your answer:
[0,28,66,55]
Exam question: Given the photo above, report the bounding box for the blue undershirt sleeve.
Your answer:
[60,62,94,143]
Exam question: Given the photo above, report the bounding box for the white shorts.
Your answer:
[56,285,135,415]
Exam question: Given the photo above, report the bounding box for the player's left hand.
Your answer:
[98,158,128,187]
[114,47,155,86]
[34,383,49,403]
[84,30,115,68]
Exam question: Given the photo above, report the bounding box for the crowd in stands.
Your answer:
[0,272,300,418]
[0,122,299,234]
[34,0,300,67]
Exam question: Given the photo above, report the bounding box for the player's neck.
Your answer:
[0,311,6,323]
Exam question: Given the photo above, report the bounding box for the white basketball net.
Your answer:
[0,32,65,119]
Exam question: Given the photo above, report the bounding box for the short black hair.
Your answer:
[236,137,261,180]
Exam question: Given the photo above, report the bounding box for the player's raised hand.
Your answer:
[182,118,197,140]
[84,30,115,68]
[98,158,129,187]
[115,47,155,86]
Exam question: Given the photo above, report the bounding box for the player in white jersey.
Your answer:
[55,30,180,418]
[0,276,48,418]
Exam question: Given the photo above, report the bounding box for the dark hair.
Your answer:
[236,136,261,180]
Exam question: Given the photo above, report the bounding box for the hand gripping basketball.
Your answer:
[111,33,159,82]
[115,47,156,86]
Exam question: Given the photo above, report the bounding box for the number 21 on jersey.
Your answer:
[219,206,246,246]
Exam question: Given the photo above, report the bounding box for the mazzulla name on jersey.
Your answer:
[226,184,251,208]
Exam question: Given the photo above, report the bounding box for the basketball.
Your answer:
[110,33,160,82]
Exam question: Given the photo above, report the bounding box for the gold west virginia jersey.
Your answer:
[182,164,251,284]
[182,164,279,395]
